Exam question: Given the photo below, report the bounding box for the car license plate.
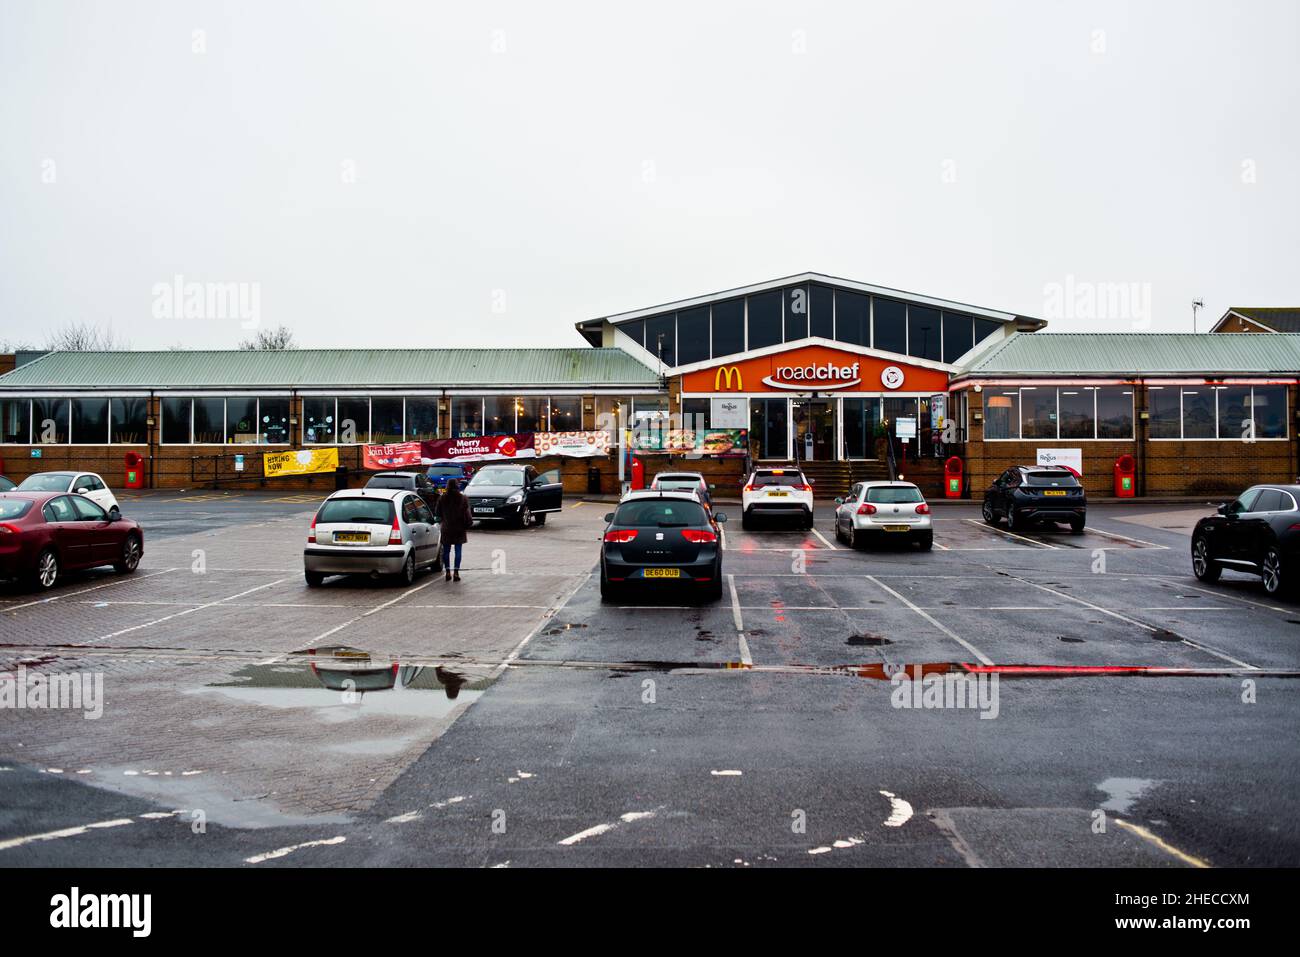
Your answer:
[474,507,495,513]
[643,568,682,579]
[335,532,369,543]
[883,524,911,532]
[767,491,789,497]
[1043,490,1067,496]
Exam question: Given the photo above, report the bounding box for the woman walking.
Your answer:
[435,479,471,581]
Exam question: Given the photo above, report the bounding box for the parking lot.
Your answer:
[2,490,1298,867]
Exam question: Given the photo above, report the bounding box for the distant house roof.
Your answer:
[1211,308,1300,333]
[0,348,661,391]
[952,332,1300,378]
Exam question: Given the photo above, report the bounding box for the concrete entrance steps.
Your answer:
[796,459,891,498]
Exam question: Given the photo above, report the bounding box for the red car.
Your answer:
[0,491,144,591]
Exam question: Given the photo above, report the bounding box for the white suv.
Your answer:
[741,467,814,529]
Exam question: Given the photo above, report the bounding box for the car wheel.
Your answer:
[917,533,934,551]
[534,513,547,526]
[599,566,617,603]
[847,524,859,550]
[1007,508,1023,534]
[305,571,325,588]
[982,499,1000,526]
[1069,519,1085,535]
[1261,546,1288,597]
[431,550,443,573]
[518,505,532,529]
[114,534,141,574]
[28,548,59,591]
[704,578,724,603]
[393,553,416,586]
[803,511,814,530]
[741,509,753,531]
[1191,535,1221,583]
[833,519,844,543]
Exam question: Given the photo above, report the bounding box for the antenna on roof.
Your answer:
[1192,299,1204,333]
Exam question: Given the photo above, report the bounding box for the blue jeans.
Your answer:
[442,542,462,570]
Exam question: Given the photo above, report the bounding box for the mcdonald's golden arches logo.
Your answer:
[714,365,744,391]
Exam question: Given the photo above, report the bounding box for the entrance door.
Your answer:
[794,399,837,461]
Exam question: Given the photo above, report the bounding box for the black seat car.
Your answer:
[982,465,1086,535]
[600,490,727,602]
[1192,484,1300,598]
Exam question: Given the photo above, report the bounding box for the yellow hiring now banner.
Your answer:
[263,447,339,478]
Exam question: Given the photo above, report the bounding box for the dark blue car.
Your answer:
[425,461,472,491]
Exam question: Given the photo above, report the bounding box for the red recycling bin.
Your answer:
[943,456,963,498]
[123,451,146,490]
[1113,454,1136,497]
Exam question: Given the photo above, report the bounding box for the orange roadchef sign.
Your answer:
[682,345,950,394]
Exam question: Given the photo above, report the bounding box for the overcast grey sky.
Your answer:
[1,0,1297,350]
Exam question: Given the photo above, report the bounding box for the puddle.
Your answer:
[846,633,892,647]
[545,623,588,635]
[1096,777,1159,814]
[1151,629,1182,642]
[1057,636,1085,644]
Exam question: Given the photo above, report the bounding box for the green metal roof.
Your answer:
[954,332,1300,377]
[0,348,661,390]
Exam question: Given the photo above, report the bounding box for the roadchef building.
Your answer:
[1,271,1298,499]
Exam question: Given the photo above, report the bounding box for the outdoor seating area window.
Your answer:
[336,398,370,444]
[111,397,149,444]
[515,396,547,433]
[594,395,632,432]
[30,397,69,444]
[371,397,404,444]
[224,397,259,444]
[484,396,517,435]
[983,390,1020,439]
[406,398,439,440]
[549,396,582,431]
[193,399,225,443]
[983,386,1135,440]
[71,398,110,444]
[1148,387,1180,438]
[450,397,484,437]
[1147,385,1287,440]
[162,398,192,444]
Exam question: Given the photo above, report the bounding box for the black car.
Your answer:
[600,491,726,602]
[982,465,1086,534]
[464,464,562,527]
[364,470,439,509]
[1192,484,1300,597]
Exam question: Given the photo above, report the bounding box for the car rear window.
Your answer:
[366,475,412,489]
[656,481,700,492]
[1025,471,1080,487]
[655,474,700,484]
[0,500,33,520]
[427,466,463,477]
[752,471,804,487]
[614,499,707,527]
[866,486,923,504]
[17,474,71,492]
[316,498,395,525]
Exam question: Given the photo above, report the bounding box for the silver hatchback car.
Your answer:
[304,488,442,587]
[833,481,933,550]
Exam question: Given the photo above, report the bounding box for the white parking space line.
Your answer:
[865,575,994,666]
[810,529,837,550]
[1084,526,1168,549]
[2,568,178,615]
[727,573,753,666]
[963,518,1058,549]
[0,817,135,852]
[91,578,290,643]
[1148,577,1289,613]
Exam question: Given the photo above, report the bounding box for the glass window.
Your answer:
[406,398,439,441]
[1096,388,1133,439]
[1216,386,1251,440]
[515,396,547,432]
[621,318,646,349]
[747,290,782,350]
[676,307,709,366]
[71,398,109,444]
[484,396,516,434]
[162,397,192,444]
[873,298,907,355]
[193,398,225,443]
[645,313,675,366]
[783,285,809,342]
[1181,389,1214,439]
[336,398,369,444]
[371,397,404,443]
[110,397,149,445]
[810,284,834,339]
[594,395,631,434]
[631,394,669,428]
[1251,386,1286,439]
[225,397,259,444]
[1252,489,1285,513]
[908,306,942,362]
[258,398,290,444]
[450,397,483,437]
[548,396,581,432]
[834,290,869,347]
[973,318,1002,346]
[71,495,108,521]
[711,299,745,358]
[843,397,880,459]
[984,391,1019,439]
[680,397,709,431]
[1148,387,1180,439]
[0,398,30,444]
[303,398,336,445]
[31,397,69,444]
[749,398,788,460]
[1058,389,1096,439]
[1020,388,1057,439]
[942,312,974,363]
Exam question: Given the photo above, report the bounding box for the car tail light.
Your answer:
[680,529,717,544]
[389,514,402,544]
[0,523,20,535]
[744,484,755,492]
[308,514,318,544]
[857,503,877,515]
[915,503,930,514]
[604,529,638,544]
[791,483,811,491]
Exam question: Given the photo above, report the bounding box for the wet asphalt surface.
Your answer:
[2,491,1299,867]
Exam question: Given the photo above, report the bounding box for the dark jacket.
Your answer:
[436,490,472,545]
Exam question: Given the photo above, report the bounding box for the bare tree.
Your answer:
[0,338,36,352]
[44,321,126,351]
[239,325,296,350]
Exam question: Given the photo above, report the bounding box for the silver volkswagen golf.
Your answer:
[833,480,933,550]
[304,488,442,587]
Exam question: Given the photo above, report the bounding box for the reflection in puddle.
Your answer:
[1097,777,1159,814]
